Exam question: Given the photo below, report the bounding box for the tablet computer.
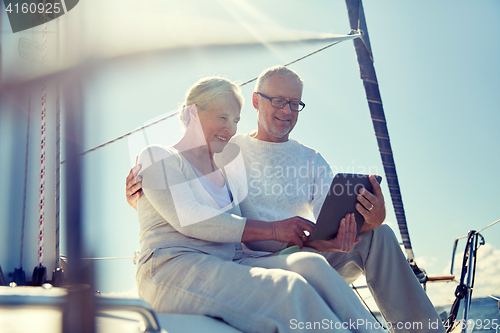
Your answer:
[310,173,382,241]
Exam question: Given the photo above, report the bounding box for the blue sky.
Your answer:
[350,1,500,305]
[1,0,499,308]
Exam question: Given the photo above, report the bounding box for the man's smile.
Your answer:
[275,116,291,123]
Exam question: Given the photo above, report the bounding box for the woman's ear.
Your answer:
[189,104,199,118]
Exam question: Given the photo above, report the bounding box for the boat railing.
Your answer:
[444,218,500,333]
[0,285,162,333]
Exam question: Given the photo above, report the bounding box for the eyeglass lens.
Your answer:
[272,98,303,111]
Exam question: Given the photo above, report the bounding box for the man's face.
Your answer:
[253,74,303,143]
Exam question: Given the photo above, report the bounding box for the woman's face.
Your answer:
[198,94,241,154]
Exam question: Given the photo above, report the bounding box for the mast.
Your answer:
[345,0,419,268]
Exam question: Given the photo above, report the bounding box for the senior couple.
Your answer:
[126,66,444,333]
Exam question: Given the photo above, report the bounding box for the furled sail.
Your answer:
[345,0,417,266]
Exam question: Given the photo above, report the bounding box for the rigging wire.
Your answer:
[20,94,31,268]
[55,88,61,269]
[60,112,179,165]
[352,285,387,330]
[450,218,500,274]
[455,218,500,240]
[55,16,62,270]
[475,218,500,234]
[60,251,140,265]
[59,34,361,165]
[81,257,133,260]
[239,37,359,87]
[448,279,500,302]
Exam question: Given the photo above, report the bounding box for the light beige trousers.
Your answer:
[137,225,444,333]
[322,225,445,333]
[137,246,383,333]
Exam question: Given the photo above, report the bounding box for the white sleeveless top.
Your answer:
[189,163,233,209]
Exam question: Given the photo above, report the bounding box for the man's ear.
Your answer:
[252,92,259,110]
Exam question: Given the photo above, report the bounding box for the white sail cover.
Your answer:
[1,0,358,86]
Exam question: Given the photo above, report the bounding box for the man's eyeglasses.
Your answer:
[257,92,305,112]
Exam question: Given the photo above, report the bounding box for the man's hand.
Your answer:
[304,213,359,252]
[126,161,143,210]
[357,175,386,232]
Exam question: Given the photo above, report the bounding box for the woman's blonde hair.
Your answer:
[179,77,244,127]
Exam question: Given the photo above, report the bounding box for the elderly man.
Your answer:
[127,66,444,333]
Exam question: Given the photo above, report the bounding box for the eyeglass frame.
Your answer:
[256,92,306,112]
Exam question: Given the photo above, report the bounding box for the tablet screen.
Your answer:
[310,173,382,241]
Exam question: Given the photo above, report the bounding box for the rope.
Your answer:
[38,83,46,267]
[38,11,48,268]
[20,95,31,268]
[444,231,483,332]
[60,34,361,164]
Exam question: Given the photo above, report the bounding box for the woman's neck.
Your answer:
[175,137,217,174]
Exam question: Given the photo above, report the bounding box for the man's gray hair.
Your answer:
[254,65,303,92]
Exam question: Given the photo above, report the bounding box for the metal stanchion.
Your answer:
[61,74,95,333]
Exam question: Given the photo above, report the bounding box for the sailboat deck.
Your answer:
[0,286,241,333]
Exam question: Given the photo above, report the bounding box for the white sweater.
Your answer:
[223,134,334,252]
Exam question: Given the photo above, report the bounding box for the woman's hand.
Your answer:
[270,216,315,247]
[242,216,314,248]
[304,213,359,252]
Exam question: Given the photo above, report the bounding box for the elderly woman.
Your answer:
[135,77,381,333]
